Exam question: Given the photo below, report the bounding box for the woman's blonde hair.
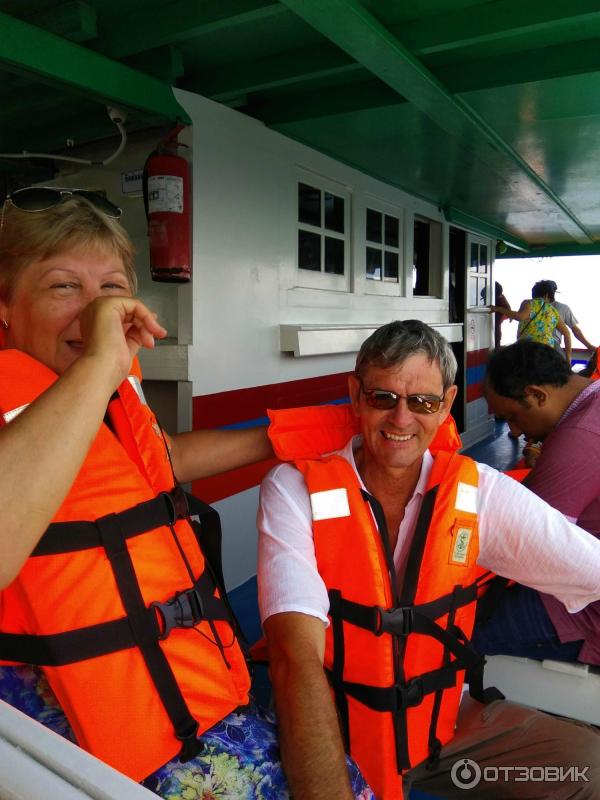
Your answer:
[0,194,137,301]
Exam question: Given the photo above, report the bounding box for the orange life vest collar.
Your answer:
[268,403,461,461]
[0,350,250,781]
[295,448,493,800]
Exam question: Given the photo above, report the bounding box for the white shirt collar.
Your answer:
[339,435,433,501]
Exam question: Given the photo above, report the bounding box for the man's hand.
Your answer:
[265,612,355,800]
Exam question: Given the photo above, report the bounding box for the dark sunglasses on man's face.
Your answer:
[361,386,445,415]
[4,187,122,219]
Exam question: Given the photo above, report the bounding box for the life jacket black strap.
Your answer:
[0,570,229,665]
[336,662,461,712]
[186,494,250,656]
[0,618,137,666]
[467,663,505,704]
[328,583,479,637]
[328,589,351,751]
[32,486,190,556]
[97,511,202,762]
[2,492,241,760]
[408,613,484,672]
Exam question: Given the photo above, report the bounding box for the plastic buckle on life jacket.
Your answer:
[163,485,189,524]
[152,587,205,640]
[394,678,424,710]
[375,605,413,636]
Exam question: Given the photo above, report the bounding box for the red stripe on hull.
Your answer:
[466,348,488,368]
[193,372,350,428]
[192,372,351,501]
[192,458,279,504]
[466,382,484,402]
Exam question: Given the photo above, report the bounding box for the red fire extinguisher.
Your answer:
[143,126,191,282]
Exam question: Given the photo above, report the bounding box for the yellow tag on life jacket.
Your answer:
[449,523,473,566]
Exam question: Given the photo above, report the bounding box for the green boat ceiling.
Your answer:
[1,0,600,250]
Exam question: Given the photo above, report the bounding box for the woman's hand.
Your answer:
[79,296,167,389]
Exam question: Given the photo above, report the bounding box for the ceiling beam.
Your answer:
[124,46,185,84]
[279,0,594,245]
[395,0,600,56]
[443,207,529,252]
[0,11,190,124]
[501,242,600,258]
[190,44,361,101]
[197,30,600,112]
[251,37,600,126]
[440,39,600,94]
[248,79,401,124]
[25,0,97,43]
[93,0,286,59]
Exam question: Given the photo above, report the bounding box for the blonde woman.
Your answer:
[0,187,373,799]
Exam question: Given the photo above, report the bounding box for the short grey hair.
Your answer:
[355,320,457,389]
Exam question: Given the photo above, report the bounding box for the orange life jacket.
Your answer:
[0,350,250,781]
[267,405,495,799]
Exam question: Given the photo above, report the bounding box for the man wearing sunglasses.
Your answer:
[258,319,600,800]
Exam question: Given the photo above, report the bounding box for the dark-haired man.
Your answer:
[475,339,600,666]
[258,321,600,800]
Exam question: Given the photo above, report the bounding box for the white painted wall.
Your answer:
[175,88,452,399]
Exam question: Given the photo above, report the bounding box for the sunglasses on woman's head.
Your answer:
[4,187,122,219]
[360,384,445,414]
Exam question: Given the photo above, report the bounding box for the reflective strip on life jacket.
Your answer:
[1,375,144,425]
[2,402,29,424]
[128,373,147,404]
[1,379,146,425]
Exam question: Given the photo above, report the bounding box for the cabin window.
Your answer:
[365,208,400,283]
[298,182,346,275]
[296,178,350,290]
[468,240,490,307]
[412,215,442,297]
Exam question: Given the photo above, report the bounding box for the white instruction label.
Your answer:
[121,169,143,195]
[147,174,184,214]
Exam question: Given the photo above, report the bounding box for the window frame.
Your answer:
[361,196,405,297]
[467,234,492,309]
[295,171,351,292]
[412,213,443,299]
